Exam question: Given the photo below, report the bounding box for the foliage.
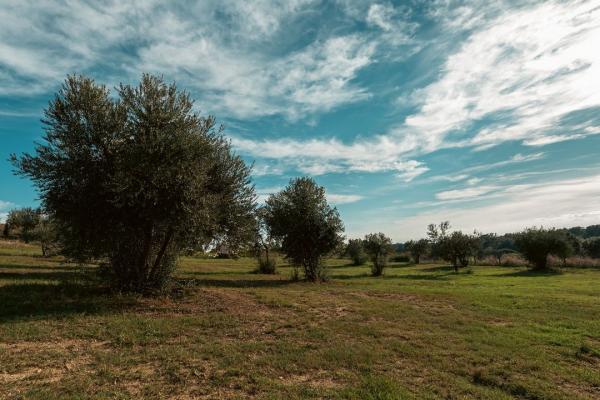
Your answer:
[404,238,428,264]
[346,238,367,266]
[428,222,479,271]
[263,177,344,282]
[5,207,41,242]
[514,227,573,270]
[32,215,60,257]
[11,74,256,292]
[253,207,278,274]
[583,237,600,258]
[363,232,394,276]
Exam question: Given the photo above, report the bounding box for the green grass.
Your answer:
[1,240,599,399]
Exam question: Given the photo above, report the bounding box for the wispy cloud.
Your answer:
[327,194,364,205]
[395,173,600,240]
[435,186,498,201]
[403,0,600,152]
[233,136,428,179]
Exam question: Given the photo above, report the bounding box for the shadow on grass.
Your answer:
[0,262,76,271]
[326,262,361,269]
[328,272,371,280]
[419,265,456,273]
[0,271,88,281]
[176,277,294,289]
[0,277,134,322]
[398,274,452,281]
[494,268,562,277]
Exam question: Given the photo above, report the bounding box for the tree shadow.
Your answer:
[176,277,294,289]
[0,262,76,271]
[327,262,361,269]
[0,279,133,322]
[419,265,456,273]
[494,269,562,277]
[328,272,371,280]
[397,274,452,281]
[0,270,86,281]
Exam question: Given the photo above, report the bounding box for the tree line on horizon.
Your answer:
[5,74,600,293]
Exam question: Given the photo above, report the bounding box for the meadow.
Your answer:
[1,240,599,399]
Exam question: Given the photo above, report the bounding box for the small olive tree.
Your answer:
[428,222,479,272]
[515,228,573,270]
[12,74,256,292]
[346,238,367,265]
[404,239,429,264]
[263,177,344,282]
[363,232,394,276]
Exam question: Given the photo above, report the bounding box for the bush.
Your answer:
[256,256,277,274]
[500,253,527,267]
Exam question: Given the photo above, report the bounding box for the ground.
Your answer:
[0,240,599,399]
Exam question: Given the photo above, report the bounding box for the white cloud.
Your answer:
[0,200,14,210]
[395,173,600,240]
[435,185,498,201]
[233,135,428,178]
[0,0,379,120]
[327,194,364,204]
[403,0,600,152]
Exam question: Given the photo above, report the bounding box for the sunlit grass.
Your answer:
[1,240,599,399]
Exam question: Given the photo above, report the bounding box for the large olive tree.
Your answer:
[263,177,344,282]
[11,74,256,292]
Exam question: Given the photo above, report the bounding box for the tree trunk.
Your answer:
[150,228,174,277]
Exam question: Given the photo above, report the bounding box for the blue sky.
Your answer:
[1,0,600,240]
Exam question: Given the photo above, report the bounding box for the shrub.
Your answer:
[363,233,394,276]
[256,255,277,274]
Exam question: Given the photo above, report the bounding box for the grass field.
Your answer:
[1,240,599,399]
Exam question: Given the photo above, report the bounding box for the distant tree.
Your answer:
[264,177,344,282]
[11,74,256,292]
[427,221,450,260]
[32,215,60,257]
[346,239,367,266]
[514,228,572,270]
[585,225,600,238]
[253,207,278,274]
[428,222,479,271]
[404,239,428,264]
[363,232,394,276]
[6,207,41,243]
[583,237,600,258]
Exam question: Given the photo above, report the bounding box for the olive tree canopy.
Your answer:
[11,74,256,292]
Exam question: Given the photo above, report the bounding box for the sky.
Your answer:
[1,0,600,241]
